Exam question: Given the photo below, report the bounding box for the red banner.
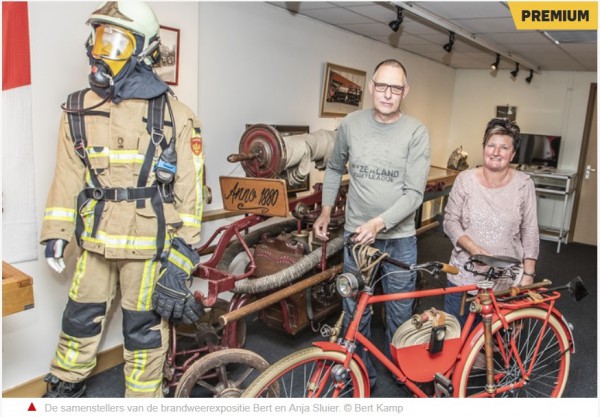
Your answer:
[3,2,31,90]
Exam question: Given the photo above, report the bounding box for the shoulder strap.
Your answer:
[66,89,102,188]
[137,94,168,195]
[66,89,106,245]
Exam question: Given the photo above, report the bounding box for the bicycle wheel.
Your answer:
[241,347,367,398]
[458,307,571,397]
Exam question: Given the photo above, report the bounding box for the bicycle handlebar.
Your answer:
[345,238,459,276]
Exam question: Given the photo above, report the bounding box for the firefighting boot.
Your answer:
[42,373,86,398]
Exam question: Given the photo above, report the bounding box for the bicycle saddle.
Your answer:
[469,254,520,269]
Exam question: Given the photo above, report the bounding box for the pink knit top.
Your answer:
[443,168,540,288]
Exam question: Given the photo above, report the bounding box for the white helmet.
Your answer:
[87,1,160,66]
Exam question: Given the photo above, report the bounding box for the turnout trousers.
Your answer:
[49,249,168,397]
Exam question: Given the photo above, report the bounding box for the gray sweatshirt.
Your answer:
[322,109,431,239]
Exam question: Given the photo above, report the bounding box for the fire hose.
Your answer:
[232,236,344,294]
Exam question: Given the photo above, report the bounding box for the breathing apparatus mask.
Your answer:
[87,24,137,91]
[62,1,163,113]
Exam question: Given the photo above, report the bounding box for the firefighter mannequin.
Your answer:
[41,1,205,397]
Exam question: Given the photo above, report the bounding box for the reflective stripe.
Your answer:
[87,148,145,165]
[124,349,162,393]
[109,150,145,164]
[86,147,109,158]
[170,248,195,274]
[179,213,202,228]
[54,336,96,370]
[69,250,89,300]
[193,156,204,221]
[81,231,168,251]
[137,259,157,311]
[44,207,76,223]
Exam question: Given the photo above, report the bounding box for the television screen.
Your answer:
[512,134,561,168]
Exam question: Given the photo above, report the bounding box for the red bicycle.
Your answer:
[242,240,588,398]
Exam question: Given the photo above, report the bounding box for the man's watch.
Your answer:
[523,271,536,278]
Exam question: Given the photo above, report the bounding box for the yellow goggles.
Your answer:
[91,24,136,61]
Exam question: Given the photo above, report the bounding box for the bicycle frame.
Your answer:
[319,279,571,398]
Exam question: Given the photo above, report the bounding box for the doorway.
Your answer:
[571,83,597,245]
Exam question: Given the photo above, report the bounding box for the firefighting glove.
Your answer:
[44,239,68,274]
[152,237,204,324]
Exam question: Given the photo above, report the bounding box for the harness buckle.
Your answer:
[151,128,164,146]
[74,141,87,159]
[91,188,105,200]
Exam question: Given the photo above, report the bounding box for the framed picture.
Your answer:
[496,105,517,122]
[155,25,180,85]
[320,62,367,118]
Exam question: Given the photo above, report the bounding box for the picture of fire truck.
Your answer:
[159,44,176,67]
[327,71,362,106]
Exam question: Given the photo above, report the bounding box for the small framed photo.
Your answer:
[496,105,517,122]
[155,25,180,85]
[320,62,366,118]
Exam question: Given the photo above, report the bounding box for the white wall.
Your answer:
[196,2,456,209]
[2,1,595,392]
[448,69,596,171]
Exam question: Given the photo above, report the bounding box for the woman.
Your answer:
[443,118,539,327]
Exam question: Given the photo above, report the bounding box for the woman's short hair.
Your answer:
[483,117,521,151]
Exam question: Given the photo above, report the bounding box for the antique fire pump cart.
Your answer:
[162,124,458,397]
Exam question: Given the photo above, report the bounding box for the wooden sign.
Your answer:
[219,176,289,217]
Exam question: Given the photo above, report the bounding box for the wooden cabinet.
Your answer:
[2,261,35,316]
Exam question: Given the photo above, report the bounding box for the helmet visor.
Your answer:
[91,24,136,61]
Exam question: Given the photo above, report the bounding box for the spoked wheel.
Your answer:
[241,347,367,398]
[458,308,571,397]
[175,298,247,348]
[174,349,270,398]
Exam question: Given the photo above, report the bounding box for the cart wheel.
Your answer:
[174,349,270,398]
[175,298,247,348]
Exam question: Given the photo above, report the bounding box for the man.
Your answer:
[41,1,205,397]
[314,59,430,387]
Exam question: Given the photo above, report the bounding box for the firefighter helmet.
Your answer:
[87,1,160,67]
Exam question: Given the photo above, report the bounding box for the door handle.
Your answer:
[585,165,596,179]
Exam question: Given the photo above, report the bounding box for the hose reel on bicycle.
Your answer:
[393,308,461,351]
[392,308,463,383]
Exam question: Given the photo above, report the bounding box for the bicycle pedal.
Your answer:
[433,373,453,397]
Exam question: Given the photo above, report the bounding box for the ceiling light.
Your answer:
[443,31,455,53]
[525,69,534,83]
[491,53,500,70]
[511,63,520,78]
[388,6,403,32]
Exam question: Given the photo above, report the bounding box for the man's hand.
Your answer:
[313,206,332,241]
[353,217,385,245]
[45,239,68,273]
[152,237,204,324]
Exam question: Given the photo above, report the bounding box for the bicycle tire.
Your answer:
[241,347,367,398]
[457,307,571,397]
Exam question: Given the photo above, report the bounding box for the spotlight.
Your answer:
[511,62,520,78]
[490,53,500,70]
[526,69,534,83]
[389,7,403,32]
[443,31,455,53]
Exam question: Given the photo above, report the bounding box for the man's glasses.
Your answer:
[372,81,405,95]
